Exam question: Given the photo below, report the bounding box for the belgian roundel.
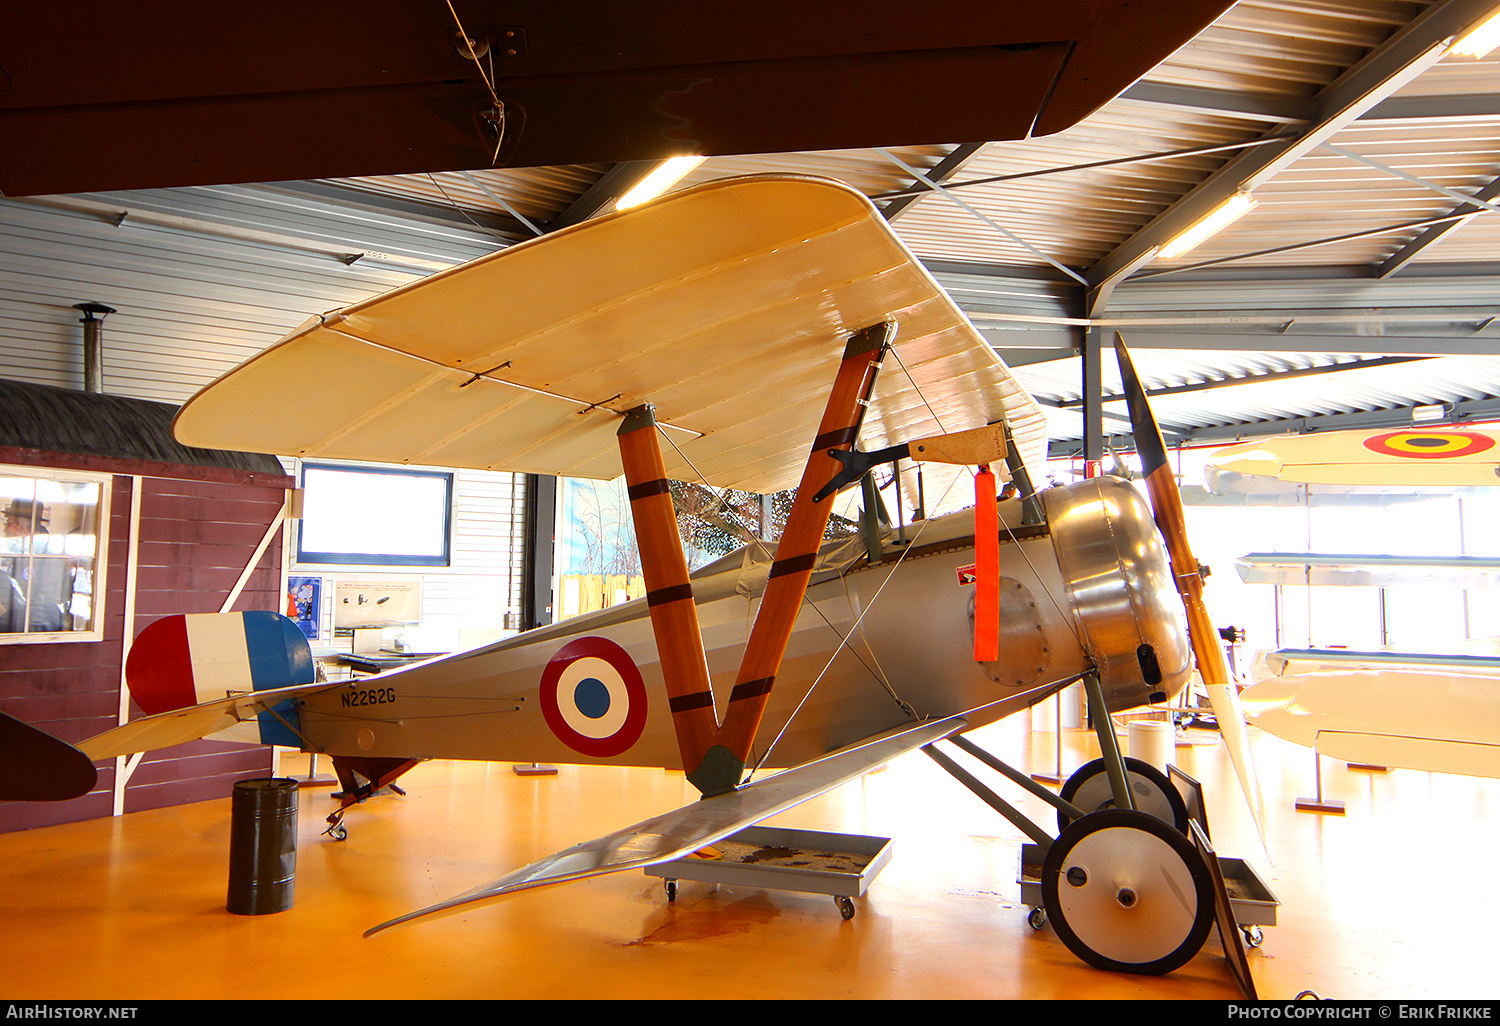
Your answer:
[539,637,648,757]
[1363,430,1496,459]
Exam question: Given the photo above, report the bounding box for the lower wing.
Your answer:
[364,714,968,937]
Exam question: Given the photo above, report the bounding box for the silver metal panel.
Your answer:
[1041,476,1192,709]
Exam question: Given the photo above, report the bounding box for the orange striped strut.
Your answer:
[615,323,895,797]
[616,404,721,775]
[714,322,894,782]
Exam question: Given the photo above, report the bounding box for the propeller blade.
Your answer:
[1114,335,1272,860]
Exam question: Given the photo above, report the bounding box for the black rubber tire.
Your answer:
[1040,809,1216,976]
[1057,756,1190,835]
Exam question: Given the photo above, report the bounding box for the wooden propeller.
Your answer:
[1114,335,1271,858]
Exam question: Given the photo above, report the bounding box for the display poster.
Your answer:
[334,578,422,628]
[286,575,322,640]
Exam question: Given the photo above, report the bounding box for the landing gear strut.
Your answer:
[922,672,1226,976]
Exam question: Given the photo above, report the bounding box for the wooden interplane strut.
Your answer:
[618,323,893,795]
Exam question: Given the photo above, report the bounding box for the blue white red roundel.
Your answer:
[539,637,648,757]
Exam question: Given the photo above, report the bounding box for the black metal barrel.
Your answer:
[226,777,298,915]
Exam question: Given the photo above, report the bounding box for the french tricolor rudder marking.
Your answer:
[125,612,314,746]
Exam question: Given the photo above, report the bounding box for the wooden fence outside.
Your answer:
[559,574,647,619]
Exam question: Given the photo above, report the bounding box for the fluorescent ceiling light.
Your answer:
[615,156,706,210]
[1450,10,1500,58]
[1158,191,1258,259]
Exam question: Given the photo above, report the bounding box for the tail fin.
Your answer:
[126,612,314,747]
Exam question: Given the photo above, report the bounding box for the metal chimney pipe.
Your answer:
[72,302,116,393]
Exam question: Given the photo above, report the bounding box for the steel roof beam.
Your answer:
[549,161,658,232]
[1362,91,1500,121]
[879,143,987,221]
[261,179,531,241]
[1084,0,1500,315]
[1045,396,1500,456]
[1094,330,1500,357]
[1176,396,1500,445]
[1379,176,1500,277]
[1052,357,1434,408]
[1119,81,1314,125]
[880,148,1087,284]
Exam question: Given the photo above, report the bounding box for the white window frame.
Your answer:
[0,464,113,645]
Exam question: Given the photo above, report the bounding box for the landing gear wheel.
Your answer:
[327,822,347,841]
[836,896,855,921]
[1040,809,1215,976]
[665,879,678,902]
[1057,756,1189,835]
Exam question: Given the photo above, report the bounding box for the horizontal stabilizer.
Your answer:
[1238,553,1500,589]
[364,714,968,937]
[0,710,97,801]
[77,678,344,761]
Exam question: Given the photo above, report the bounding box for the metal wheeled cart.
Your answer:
[1017,842,1279,947]
[645,824,893,920]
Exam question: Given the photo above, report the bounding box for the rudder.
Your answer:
[125,612,314,747]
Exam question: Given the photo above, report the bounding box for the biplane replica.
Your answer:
[1207,428,1500,781]
[3,175,1267,976]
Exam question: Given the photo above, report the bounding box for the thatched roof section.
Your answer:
[0,379,285,476]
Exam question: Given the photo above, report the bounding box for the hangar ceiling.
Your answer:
[4,0,1500,468]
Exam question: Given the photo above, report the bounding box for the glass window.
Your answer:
[0,467,110,642]
[296,462,454,567]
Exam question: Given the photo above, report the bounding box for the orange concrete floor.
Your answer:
[2,711,1497,1001]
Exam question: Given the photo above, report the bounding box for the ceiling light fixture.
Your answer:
[1158,191,1258,260]
[1449,9,1500,58]
[615,156,706,210]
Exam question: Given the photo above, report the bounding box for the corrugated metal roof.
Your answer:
[1,0,1496,459]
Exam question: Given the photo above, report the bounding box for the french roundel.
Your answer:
[539,637,648,757]
[1363,430,1496,459]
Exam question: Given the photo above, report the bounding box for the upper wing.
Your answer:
[173,175,1045,495]
[363,714,967,937]
[1208,427,1500,488]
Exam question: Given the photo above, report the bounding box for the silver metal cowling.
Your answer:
[1041,476,1192,712]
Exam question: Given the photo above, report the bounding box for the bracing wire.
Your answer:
[443,0,507,163]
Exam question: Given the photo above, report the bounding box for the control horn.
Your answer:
[1114,336,1272,859]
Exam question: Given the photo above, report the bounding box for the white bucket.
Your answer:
[1128,719,1174,772]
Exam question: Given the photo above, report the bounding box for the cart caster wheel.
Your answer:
[1041,809,1215,976]
[836,896,855,921]
[665,879,678,902]
[1241,925,1264,948]
[1027,906,1047,931]
[327,822,347,841]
